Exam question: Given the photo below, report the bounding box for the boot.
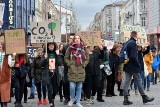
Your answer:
[123,96,133,105]
[119,89,123,96]
[128,89,130,96]
[28,94,34,99]
[142,95,154,104]
[50,99,55,107]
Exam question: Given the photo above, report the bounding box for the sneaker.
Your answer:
[43,99,47,105]
[37,100,42,105]
[90,96,94,104]
[77,103,83,107]
[86,99,91,106]
[68,100,74,107]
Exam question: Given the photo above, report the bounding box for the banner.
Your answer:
[121,25,147,45]
[27,47,38,60]
[77,31,101,46]
[5,29,26,54]
[30,21,61,43]
[104,40,114,50]
[0,3,5,28]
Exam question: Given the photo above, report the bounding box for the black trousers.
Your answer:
[35,83,47,100]
[15,76,25,103]
[24,82,28,101]
[63,82,70,100]
[106,72,115,95]
[85,75,99,99]
[48,72,58,103]
[59,80,63,99]
[97,78,105,99]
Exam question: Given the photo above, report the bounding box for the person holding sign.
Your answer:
[41,42,58,107]
[65,35,89,107]
[0,42,16,107]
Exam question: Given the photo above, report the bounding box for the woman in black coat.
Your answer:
[31,48,48,105]
[106,43,121,97]
[85,46,104,105]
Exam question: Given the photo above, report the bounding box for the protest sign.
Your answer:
[30,21,61,43]
[104,40,114,50]
[121,25,147,45]
[4,29,26,54]
[27,47,38,60]
[77,31,101,46]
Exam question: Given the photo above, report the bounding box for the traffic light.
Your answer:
[48,12,51,19]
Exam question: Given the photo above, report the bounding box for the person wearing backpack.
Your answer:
[122,31,154,105]
[151,48,160,85]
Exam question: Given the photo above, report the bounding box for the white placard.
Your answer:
[104,40,114,50]
[0,3,5,28]
[30,21,61,43]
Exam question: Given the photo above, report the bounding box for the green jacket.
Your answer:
[65,47,89,82]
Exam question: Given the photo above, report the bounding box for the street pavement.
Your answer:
[8,83,160,107]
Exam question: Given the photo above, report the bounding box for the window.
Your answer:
[141,17,146,26]
[108,8,111,14]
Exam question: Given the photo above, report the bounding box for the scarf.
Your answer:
[69,42,86,65]
[15,56,24,68]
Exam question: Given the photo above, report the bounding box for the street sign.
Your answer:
[30,21,61,43]
[110,36,114,41]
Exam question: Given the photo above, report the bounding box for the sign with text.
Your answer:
[8,0,14,25]
[0,3,5,28]
[121,25,147,45]
[104,40,114,50]
[5,29,26,54]
[30,21,61,43]
[27,47,38,60]
[77,31,101,46]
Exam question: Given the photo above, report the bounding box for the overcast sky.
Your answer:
[53,0,117,30]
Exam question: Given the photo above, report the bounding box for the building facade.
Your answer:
[2,0,35,34]
[146,0,160,49]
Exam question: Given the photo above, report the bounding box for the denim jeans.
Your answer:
[30,79,35,95]
[70,82,82,103]
[134,71,144,90]
[144,73,151,89]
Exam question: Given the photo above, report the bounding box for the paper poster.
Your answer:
[104,40,114,50]
[30,21,61,43]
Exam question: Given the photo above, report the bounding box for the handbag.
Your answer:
[143,58,149,77]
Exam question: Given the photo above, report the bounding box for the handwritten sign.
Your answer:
[121,25,147,45]
[104,40,114,50]
[30,21,61,43]
[0,3,5,28]
[77,31,101,46]
[5,29,26,54]
[27,47,38,60]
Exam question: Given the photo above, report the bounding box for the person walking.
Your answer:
[85,46,104,105]
[0,41,16,107]
[65,35,89,107]
[31,48,48,105]
[41,42,59,107]
[62,33,75,105]
[122,31,154,105]
[144,50,153,91]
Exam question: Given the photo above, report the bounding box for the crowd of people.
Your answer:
[0,31,157,107]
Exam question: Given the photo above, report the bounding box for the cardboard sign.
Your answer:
[30,21,61,43]
[77,31,101,46]
[121,25,147,45]
[27,47,38,60]
[104,40,114,50]
[5,29,26,54]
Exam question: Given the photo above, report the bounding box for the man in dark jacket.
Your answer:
[123,31,154,105]
[62,33,75,105]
